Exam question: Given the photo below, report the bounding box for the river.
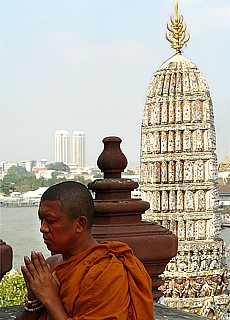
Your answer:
[1,206,230,270]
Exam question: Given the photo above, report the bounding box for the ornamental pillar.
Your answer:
[88,136,178,300]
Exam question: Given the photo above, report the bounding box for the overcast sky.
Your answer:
[1,0,229,168]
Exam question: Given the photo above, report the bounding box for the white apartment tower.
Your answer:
[55,130,69,164]
[72,131,85,167]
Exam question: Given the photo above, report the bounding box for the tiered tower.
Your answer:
[140,1,229,317]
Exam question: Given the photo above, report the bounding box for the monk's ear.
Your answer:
[75,216,88,232]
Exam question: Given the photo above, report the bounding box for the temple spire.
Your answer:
[166,0,190,54]
[223,147,229,164]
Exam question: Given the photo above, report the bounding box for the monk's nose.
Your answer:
[40,220,49,233]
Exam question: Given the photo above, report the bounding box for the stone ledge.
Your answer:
[0,303,209,319]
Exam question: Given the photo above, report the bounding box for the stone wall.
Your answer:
[0,303,209,319]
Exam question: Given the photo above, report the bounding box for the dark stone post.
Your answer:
[0,239,13,280]
[88,136,178,300]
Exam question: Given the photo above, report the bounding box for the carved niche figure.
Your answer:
[153,131,160,153]
[145,191,151,205]
[147,162,152,183]
[202,100,211,123]
[168,131,174,152]
[206,130,215,151]
[206,190,215,212]
[206,219,214,239]
[183,72,190,93]
[209,249,218,270]
[170,73,176,95]
[175,160,183,182]
[184,160,193,182]
[170,219,177,234]
[195,190,205,212]
[183,129,192,152]
[168,101,174,123]
[205,159,213,181]
[191,100,202,122]
[142,105,148,126]
[200,250,207,271]
[152,190,161,212]
[161,161,168,183]
[161,190,169,212]
[195,220,206,240]
[175,130,182,152]
[177,190,184,212]
[203,130,210,151]
[175,101,182,123]
[186,220,194,240]
[153,103,160,124]
[185,190,194,211]
[194,159,204,182]
[177,220,185,240]
[148,104,153,125]
[146,132,153,153]
[176,72,182,94]
[190,251,199,272]
[190,73,199,93]
[193,129,203,151]
[163,73,170,95]
[162,219,170,230]
[169,190,176,212]
[152,162,160,183]
[177,251,187,272]
[156,73,164,96]
[168,161,175,183]
[161,131,168,153]
[141,134,147,153]
[140,163,147,184]
[173,278,186,298]
[161,101,168,124]
[183,100,191,122]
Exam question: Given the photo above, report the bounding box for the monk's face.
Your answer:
[38,200,78,257]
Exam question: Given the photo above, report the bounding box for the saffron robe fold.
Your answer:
[40,241,154,320]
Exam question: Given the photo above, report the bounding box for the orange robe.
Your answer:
[40,241,154,320]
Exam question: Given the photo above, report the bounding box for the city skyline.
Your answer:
[54,130,85,166]
[1,1,229,167]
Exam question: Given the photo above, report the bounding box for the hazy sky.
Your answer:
[1,0,229,168]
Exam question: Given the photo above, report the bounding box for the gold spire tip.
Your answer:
[165,0,190,54]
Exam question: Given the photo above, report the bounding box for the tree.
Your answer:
[46,162,70,172]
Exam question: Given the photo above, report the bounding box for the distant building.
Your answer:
[21,160,36,172]
[55,130,69,164]
[218,184,230,207]
[72,131,85,167]
[218,148,230,183]
[2,162,18,173]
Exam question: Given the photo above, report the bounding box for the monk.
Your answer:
[16,181,154,320]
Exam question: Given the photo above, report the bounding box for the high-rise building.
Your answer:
[140,1,229,318]
[55,130,69,164]
[72,131,85,167]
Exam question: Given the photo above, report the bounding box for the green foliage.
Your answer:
[51,171,63,179]
[93,173,103,179]
[76,175,92,186]
[0,269,26,307]
[0,163,91,194]
[46,162,70,172]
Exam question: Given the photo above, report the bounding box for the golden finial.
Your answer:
[166,0,190,54]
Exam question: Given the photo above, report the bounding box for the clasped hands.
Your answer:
[21,252,60,306]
